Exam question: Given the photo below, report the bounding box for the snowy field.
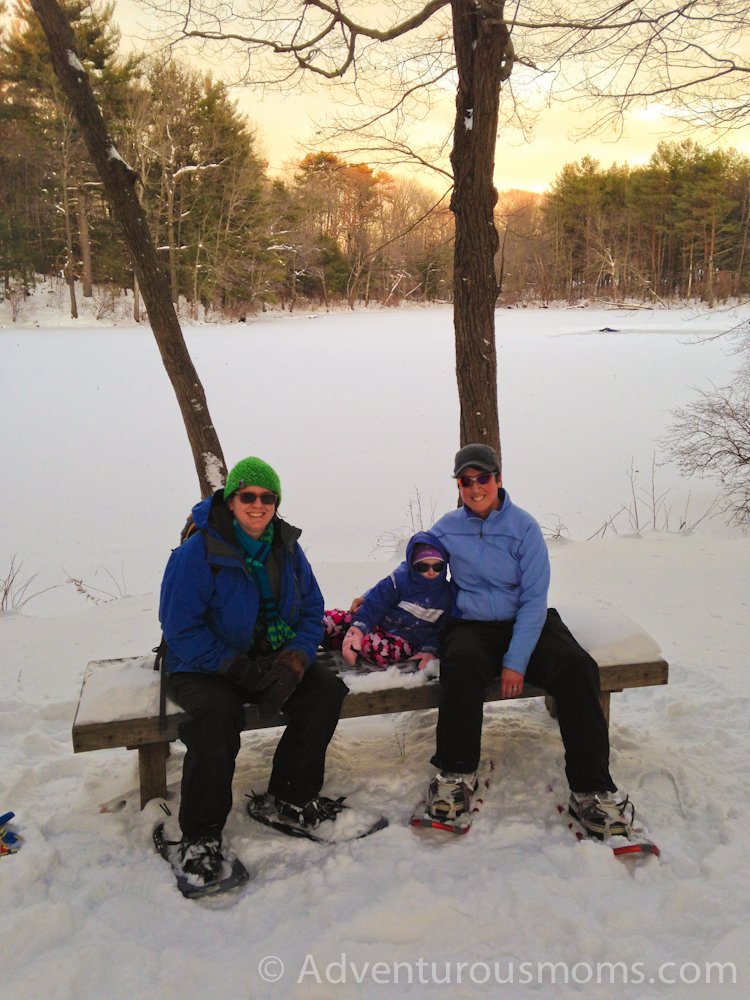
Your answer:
[2,302,750,999]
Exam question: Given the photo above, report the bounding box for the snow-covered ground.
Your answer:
[2,301,749,999]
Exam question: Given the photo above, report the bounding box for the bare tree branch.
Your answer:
[663,340,750,524]
[127,0,750,457]
[29,0,227,497]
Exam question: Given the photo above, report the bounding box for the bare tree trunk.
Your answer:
[736,182,750,297]
[347,260,362,310]
[192,241,200,321]
[707,218,716,306]
[30,0,226,497]
[61,162,78,319]
[497,218,509,295]
[133,272,140,323]
[77,184,93,297]
[166,177,178,304]
[450,0,512,460]
[290,251,297,313]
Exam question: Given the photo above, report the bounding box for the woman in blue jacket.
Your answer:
[160,456,347,885]
[423,444,634,841]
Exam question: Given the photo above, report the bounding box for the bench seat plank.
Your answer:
[72,659,668,754]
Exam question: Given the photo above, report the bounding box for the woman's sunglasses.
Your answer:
[413,560,445,574]
[236,490,277,505]
[457,473,495,488]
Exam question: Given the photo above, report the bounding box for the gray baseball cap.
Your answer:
[453,444,501,478]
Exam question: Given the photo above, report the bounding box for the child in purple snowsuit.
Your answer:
[322,531,451,669]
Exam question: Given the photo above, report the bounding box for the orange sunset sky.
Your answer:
[113,0,750,197]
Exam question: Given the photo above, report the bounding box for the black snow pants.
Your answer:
[170,660,348,839]
[431,608,616,793]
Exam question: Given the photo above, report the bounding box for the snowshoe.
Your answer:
[568,789,634,839]
[247,792,388,843]
[426,771,478,821]
[275,794,347,829]
[153,823,250,900]
[177,834,224,885]
[552,787,660,858]
[411,762,493,835]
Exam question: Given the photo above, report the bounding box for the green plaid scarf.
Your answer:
[233,521,296,650]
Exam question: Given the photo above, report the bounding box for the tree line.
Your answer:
[497,142,750,306]
[0,0,454,318]
[4,2,750,318]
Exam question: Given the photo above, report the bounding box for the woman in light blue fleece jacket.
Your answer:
[423,444,634,842]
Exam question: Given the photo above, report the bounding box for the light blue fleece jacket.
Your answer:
[430,490,549,675]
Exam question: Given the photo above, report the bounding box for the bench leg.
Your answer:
[137,743,169,809]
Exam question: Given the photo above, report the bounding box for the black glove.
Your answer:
[256,649,307,724]
[224,651,274,691]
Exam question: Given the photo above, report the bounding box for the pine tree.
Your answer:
[0,0,137,309]
[122,60,271,315]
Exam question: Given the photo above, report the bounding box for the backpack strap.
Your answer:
[153,636,169,733]
[184,519,223,579]
[180,513,196,543]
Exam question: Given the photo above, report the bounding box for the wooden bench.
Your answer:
[72,657,668,809]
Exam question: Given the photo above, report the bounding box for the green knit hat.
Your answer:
[224,457,281,504]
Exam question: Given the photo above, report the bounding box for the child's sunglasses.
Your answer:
[413,560,445,574]
[236,490,277,505]
[457,473,495,488]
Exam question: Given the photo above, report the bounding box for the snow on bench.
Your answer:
[72,603,668,807]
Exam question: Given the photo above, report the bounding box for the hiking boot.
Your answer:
[177,834,224,885]
[426,771,478,821]
[569,789,634,839]
[274,795,347,830]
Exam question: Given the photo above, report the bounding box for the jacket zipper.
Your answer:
[478,523,492,616]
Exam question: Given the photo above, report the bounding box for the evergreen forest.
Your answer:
[3,0,750,317]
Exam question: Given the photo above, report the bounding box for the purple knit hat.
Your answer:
[412,543,443,563]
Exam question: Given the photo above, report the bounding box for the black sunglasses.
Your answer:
[236,490,277,505]
[413,560,445,574]
[457,473,495,488]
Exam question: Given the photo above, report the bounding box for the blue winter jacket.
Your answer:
[160,489,324,675]
[351,531,452,656]
[430,491,549,675]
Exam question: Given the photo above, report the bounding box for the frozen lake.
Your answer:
[1,304,746,612]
